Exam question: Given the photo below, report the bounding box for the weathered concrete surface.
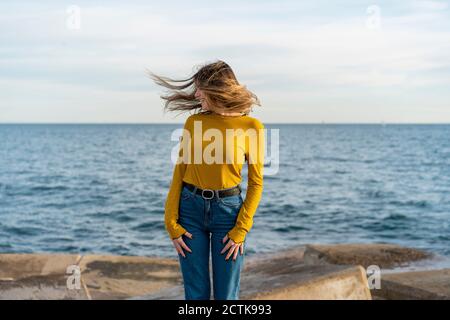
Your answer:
[303,243,432,269]
[374,269,450,300]
[1,243,444,300]
[0,254,88,299]
[301,244,450,300]
[241,246,371,299]
[241,257,371,300]
[0,273,89,300]
[134,265,372,300]
[78,255,182,299]
[0,253,81,279]
[0,254,182,300]
[245,266,370,300]
[134,246,372,300]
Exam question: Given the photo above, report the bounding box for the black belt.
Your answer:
[183,182,241,200]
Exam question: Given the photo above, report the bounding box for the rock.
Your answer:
[243,246,371,300]
[1,243,442,300]
[78,255,182,299]
[0,274,89,300]
[0,254,87,300]
[303,243,432,269]
[135,246,372,300]
[374,269,450,300]
[0,253,81,279]
[0,254,182,300]
[241,264,371,300]
[130,285,184,300]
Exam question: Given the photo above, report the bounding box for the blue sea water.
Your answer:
[0,124,449,259]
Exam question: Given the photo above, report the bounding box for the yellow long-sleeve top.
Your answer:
[164,111,265,244]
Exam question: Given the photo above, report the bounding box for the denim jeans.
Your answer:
[177,184,246,300]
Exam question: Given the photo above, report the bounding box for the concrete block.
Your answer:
[303,243,431,269]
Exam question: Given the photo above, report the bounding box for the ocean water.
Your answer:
[0,124,449,259]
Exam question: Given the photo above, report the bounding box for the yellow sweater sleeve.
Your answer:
[227,121,265,244]
[164,116,192,240]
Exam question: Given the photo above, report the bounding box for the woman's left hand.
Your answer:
[221,234,244,261]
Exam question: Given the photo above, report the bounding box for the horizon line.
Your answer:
[1,122,450,125]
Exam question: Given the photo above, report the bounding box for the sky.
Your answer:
[1,0,449,123]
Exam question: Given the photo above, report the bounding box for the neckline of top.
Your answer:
[202,112,247,119]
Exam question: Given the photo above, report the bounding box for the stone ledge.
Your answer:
[374,269,450,300]
[303,243,432,269]
[1,243,445,300]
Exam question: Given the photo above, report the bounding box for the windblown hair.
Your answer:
[147,60,261,117]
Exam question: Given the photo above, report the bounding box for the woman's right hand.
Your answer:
[172,231,193,258]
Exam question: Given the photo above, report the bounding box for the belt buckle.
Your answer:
[201,189,214,200]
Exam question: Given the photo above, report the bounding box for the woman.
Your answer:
[148,60,265,300]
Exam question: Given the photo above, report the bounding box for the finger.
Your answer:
[240,245,244,255]
[174,242,185,258]
[221,240,232,253]
[220,241,233,254]
[222,234,228,243]
[226,245,237,260]
[179,239,192,253]
[233,245,240,260]
[227,245,238,260]
[174,242,186,258]
[185,232,193,239]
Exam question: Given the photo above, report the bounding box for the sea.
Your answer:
[0,124,449,262]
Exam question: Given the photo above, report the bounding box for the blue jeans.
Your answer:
[177,184,246,300]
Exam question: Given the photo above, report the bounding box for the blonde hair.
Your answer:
[147,60,261,117]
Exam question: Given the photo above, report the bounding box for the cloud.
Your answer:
[1,0,450,122]
[412,0,448,11]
